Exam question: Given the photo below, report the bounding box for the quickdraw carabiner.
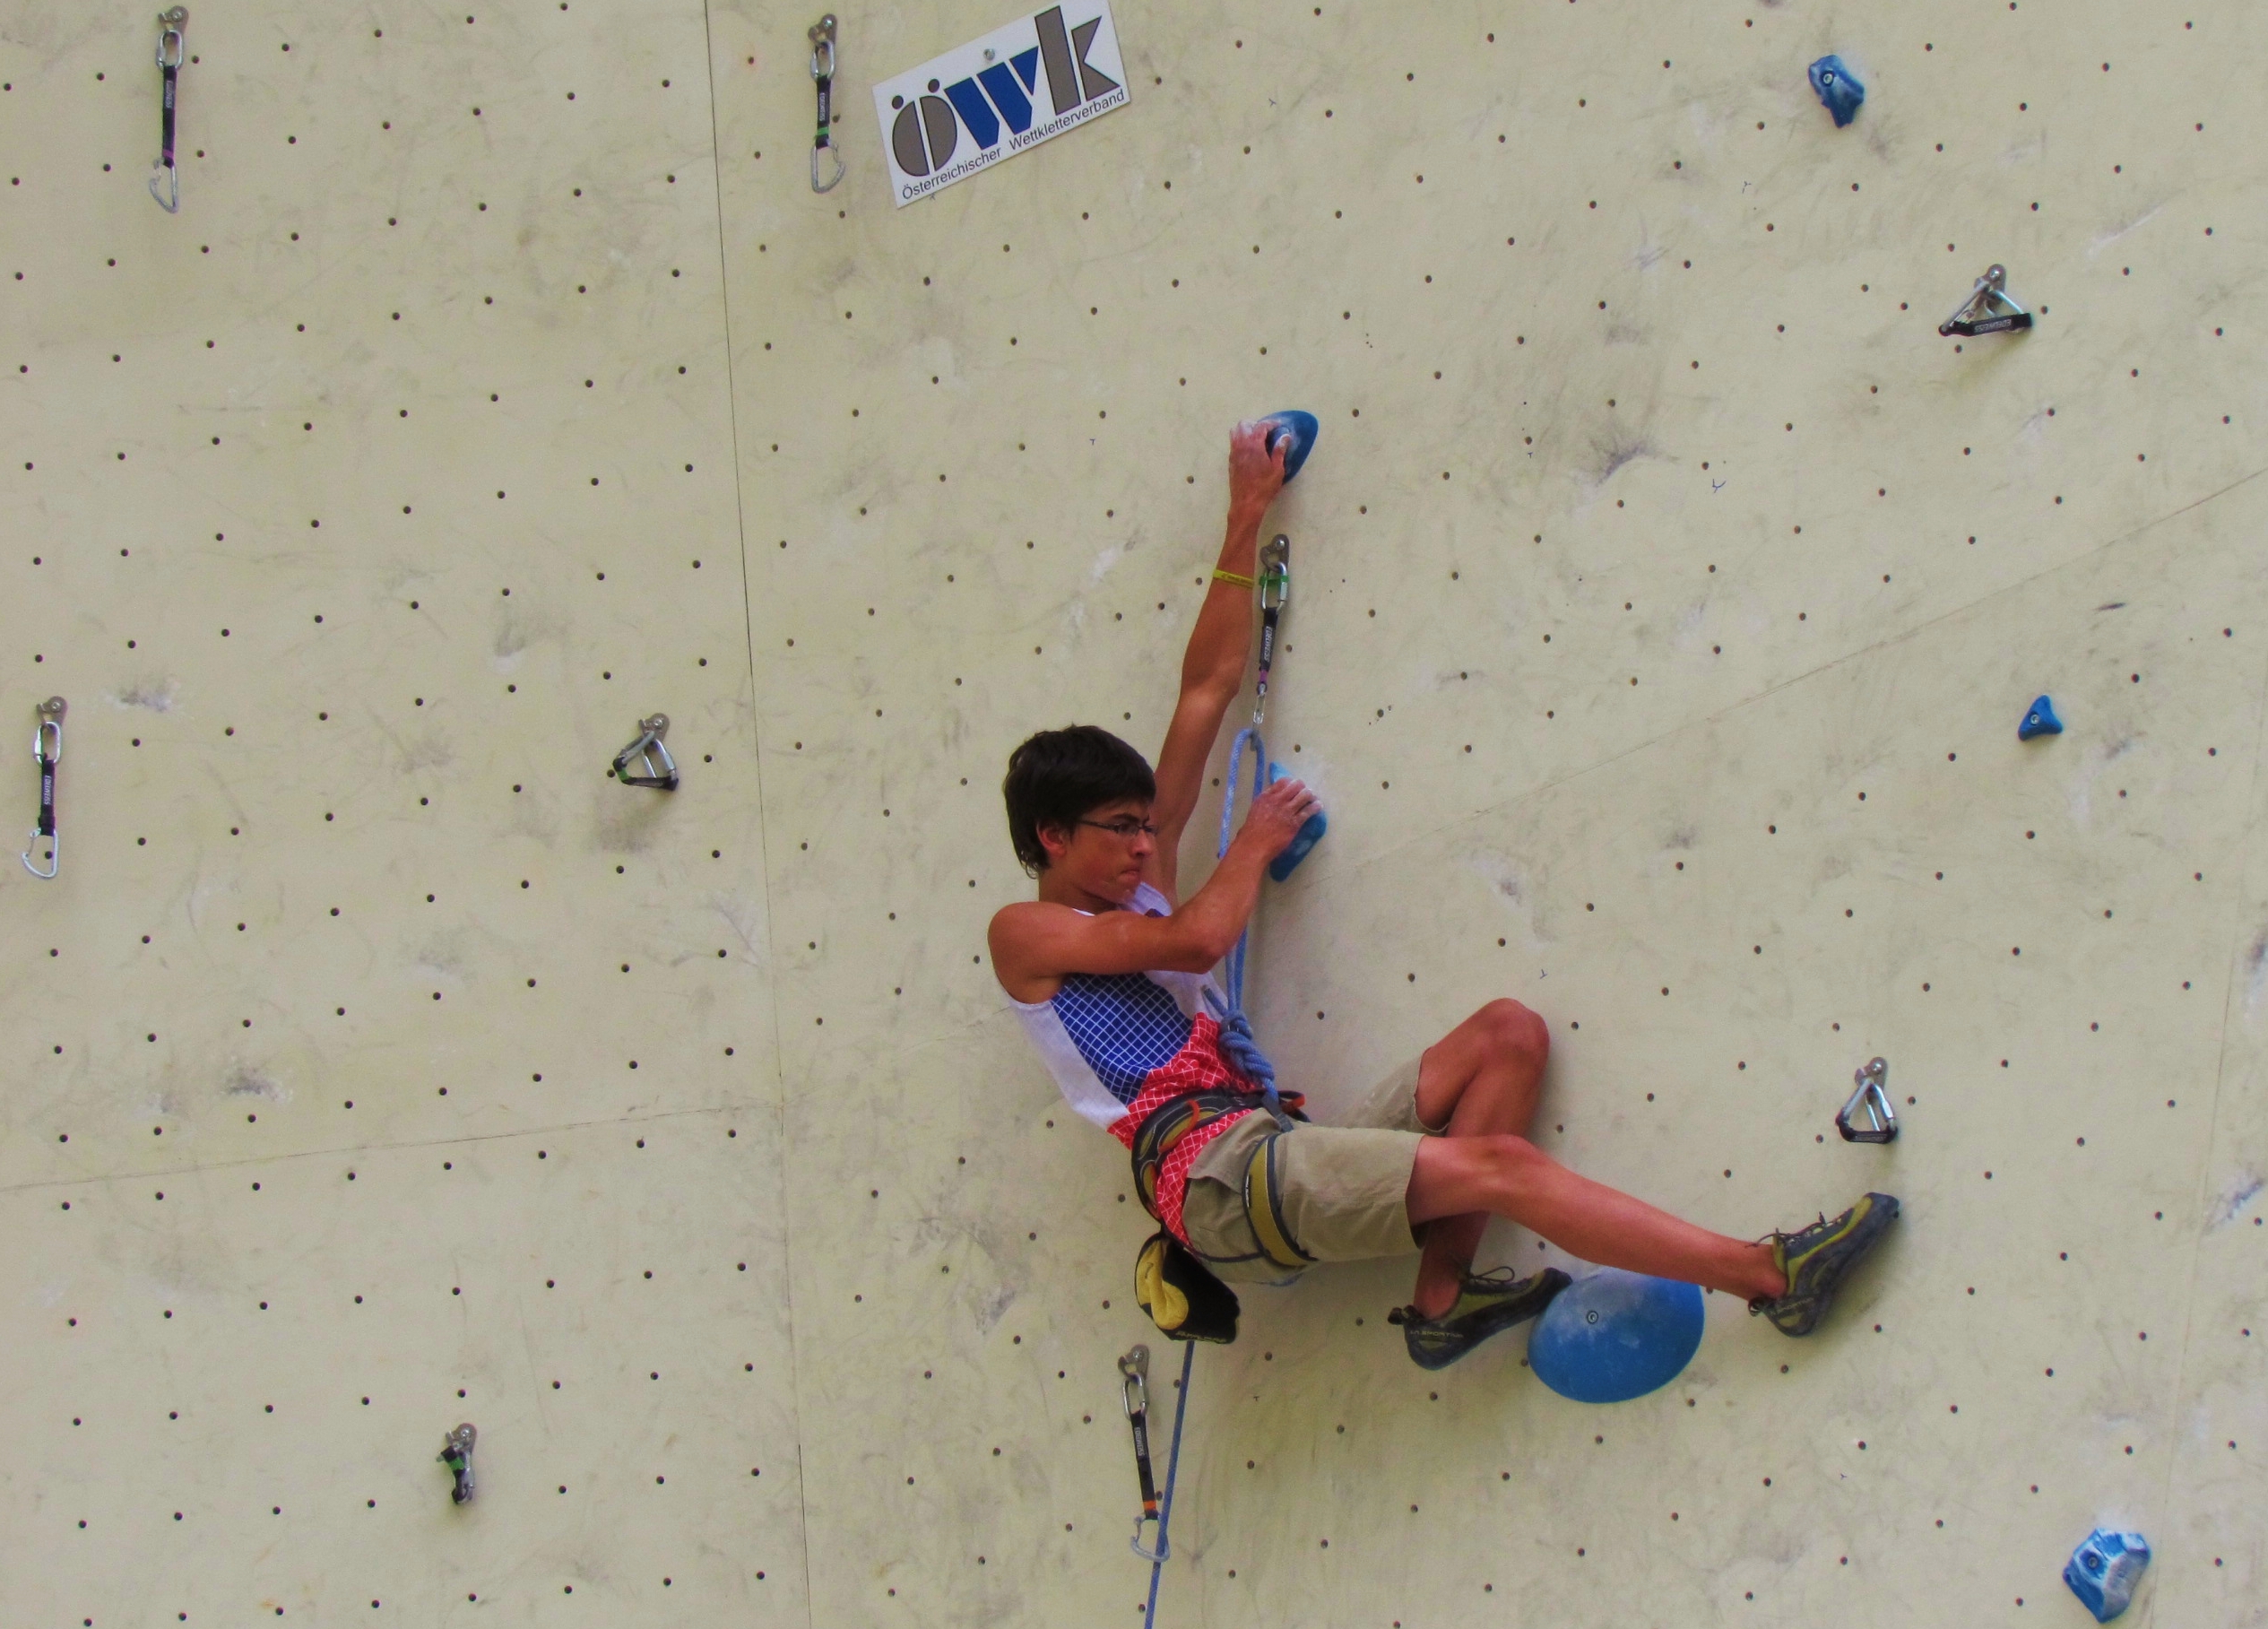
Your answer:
[611,714,679,790]
[438,1422,478,1504]
[1835,1056,1899,1144]
[1252,534,1289,726]
[1120,1345,1167,1561]
[1939,264,2032,338]
[150,8,189,213]
[22,697,65,879]
[809,14,845,194]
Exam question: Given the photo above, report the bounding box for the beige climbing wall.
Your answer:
[4,0,2264,1624]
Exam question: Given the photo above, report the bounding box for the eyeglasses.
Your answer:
[1078,817,1159,842]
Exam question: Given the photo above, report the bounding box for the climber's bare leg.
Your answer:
[1407,1134,1787,1305]
[1405,1000,1549,1318]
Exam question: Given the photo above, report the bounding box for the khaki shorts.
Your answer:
[1179,1055,1444,1285]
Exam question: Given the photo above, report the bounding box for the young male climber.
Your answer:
[988,420,1899,1369]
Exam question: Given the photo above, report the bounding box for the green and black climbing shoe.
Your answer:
[1750,1191,1900,1336]
[1388,1267,1572,1371]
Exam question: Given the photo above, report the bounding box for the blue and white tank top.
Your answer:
[1007,882,1225,1131]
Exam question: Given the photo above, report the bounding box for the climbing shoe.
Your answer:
[1388,1267,1572,1371]
[1749,1192,1900,1336]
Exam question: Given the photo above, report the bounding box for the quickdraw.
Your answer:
[1836,1056,1898,1144]
[1119,1347,1164,1559]
[1939,264,2032,338]
[438,1422,477,1504]
[809,14,845,194]
[22,697,64,879]
[150,8,189,213]
[611,714,679,790]
[1252,534,1288,726]
[1131,1340,1194,1625]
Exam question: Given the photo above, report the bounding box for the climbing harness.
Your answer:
[22,697,64,879]
[610,714,678,789]
[149,8,188,213]
[1939,264,2032,337]
[438,1422,477,1503]
[1835,1056,1898,1144]
[809,14,845,194]
[1251,536,1289,726]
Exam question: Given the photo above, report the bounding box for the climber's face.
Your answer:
[1040,796,1156,904]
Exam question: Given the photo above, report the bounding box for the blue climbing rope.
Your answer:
[1139,1340,1195,1624]
[1143,727,1288,1623]
[1205,727,1290,1129]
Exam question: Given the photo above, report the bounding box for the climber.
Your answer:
[987,420,1899,1369]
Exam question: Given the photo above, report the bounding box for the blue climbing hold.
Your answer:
[1808,56,1865,126]
[1259,411,1320,484]
[1527,1269,1705,1404]
[2065,1529,2151,1622]
[2020,694,2064,740]
[1266,762,1327,881]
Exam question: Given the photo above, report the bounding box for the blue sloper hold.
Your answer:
[2065,1529,2151,1622]
[1266,762,1326,881]
[1259,411,1319,484]
[2020,694,2064,740]
[1528,1269,1706,1404]
[1808,55,1865,126]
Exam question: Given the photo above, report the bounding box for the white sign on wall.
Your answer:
[870,3,1130,207]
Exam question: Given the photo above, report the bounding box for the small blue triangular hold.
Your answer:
[1266,760,1327,880]
[1259,410,1320,484]
[2019,694,2063,740]
[1808,55,1865,127]
[1010,48,1041,93]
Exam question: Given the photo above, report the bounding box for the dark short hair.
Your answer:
[1003,726,1156,874]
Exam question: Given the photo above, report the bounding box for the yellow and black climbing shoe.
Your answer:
[1388,1267,1572,1371]
[1750,1192,1900,1337]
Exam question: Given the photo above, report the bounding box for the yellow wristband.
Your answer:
[1211,568,1256,589]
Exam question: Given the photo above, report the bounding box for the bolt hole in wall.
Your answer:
[5,4,2258,1627]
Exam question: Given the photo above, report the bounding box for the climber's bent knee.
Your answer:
[1475,998,1550,1070]
[1406,1132,1549,1228]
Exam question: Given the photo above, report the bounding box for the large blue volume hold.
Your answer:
[1808,55,1865,126]
[1259,411,1319,483]
[2019,694,2064,740]
[1528,1269,1705,1404]
[2064,1529,2151,1622]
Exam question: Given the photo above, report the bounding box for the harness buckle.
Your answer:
[1939,264,2032,338]
[610,714,679,789]
[1835,1056,1898,1144]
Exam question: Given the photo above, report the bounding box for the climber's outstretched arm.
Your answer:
[1145,421,1286,903]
